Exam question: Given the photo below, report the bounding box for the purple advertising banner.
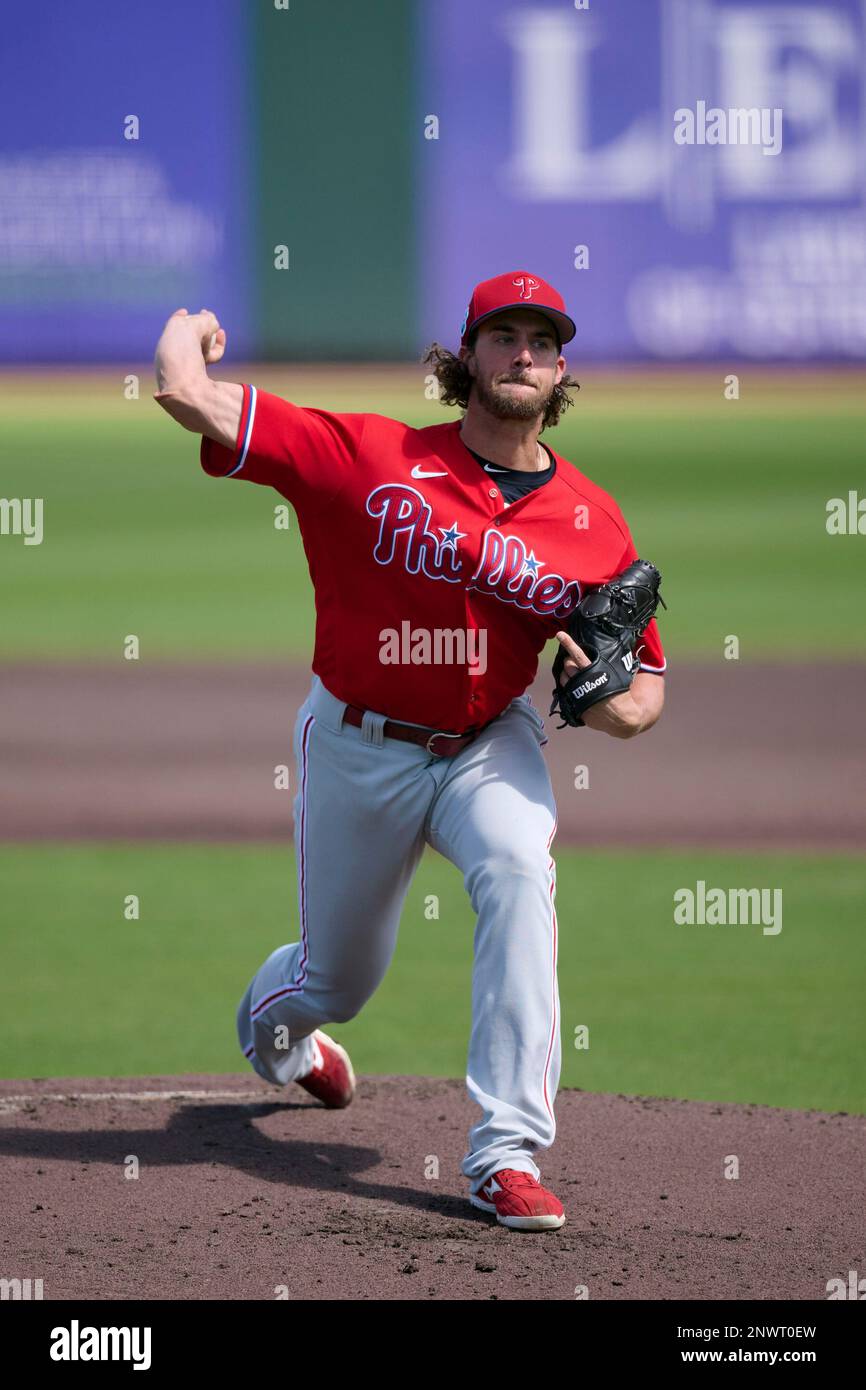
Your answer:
[0,3,252,362]
[418,0,866,360]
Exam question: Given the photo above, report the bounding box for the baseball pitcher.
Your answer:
[153,271,666,1231]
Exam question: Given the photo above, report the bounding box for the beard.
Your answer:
[471,371,555,423]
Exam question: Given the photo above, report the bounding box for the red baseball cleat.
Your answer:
[469,1168,565,1231]
[295,1029,356,1109]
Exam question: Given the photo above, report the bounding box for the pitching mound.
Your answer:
[1,1074,861,1301]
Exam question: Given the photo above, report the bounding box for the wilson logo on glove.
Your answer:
[571,673,609,700]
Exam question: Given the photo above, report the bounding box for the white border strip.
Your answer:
[0,1088,270,1114]
[226,384,257,477]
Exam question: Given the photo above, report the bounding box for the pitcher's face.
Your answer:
[461,311,565,422]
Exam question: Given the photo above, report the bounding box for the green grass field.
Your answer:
[2,368,864,661]
[3,370,862,1107]
[3,843,863,1113]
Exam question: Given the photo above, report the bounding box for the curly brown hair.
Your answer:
[420,335,580,432]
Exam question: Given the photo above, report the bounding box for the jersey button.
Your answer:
[488,487,498,498]
[468,693,478,703]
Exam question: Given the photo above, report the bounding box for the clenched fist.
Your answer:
[166,307,227,364]
[153,306,228,399]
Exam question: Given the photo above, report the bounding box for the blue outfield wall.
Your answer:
[418,0,866,363]
[2,0,865,363]
[0,1,254,363]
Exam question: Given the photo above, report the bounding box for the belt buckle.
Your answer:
[425,730,467,757]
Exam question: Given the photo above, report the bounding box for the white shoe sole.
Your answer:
[468,1191,565,1231]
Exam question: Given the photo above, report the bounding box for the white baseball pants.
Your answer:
[236,674,561,1192]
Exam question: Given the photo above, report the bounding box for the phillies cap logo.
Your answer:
[512,275,540,301]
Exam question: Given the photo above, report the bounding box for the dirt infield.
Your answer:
[1,1073,862,1301]
[2,661,864,848]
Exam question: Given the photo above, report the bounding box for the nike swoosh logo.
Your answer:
[484,464,509,473]
[411,465,448,479]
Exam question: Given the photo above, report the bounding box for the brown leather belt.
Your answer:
[342,703,488,758]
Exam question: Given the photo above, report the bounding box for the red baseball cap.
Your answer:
[460,270,576,347]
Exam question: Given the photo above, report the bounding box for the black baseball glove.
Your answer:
[549,558,665,728]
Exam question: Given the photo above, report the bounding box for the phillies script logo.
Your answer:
[366,484,580,618]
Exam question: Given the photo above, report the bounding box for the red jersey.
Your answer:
[201,385,666,731]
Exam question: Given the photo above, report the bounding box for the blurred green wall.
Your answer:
[253,0,417,359]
